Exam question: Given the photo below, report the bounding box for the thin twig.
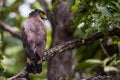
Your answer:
[100,40,110,57]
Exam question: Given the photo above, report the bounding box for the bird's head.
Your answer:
[29,9,47,20]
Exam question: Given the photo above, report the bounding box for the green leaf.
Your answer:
[111,1,120,10]
[86,59,102,64]
[96,4,111,17]
[103,54,116,66]
[104,66,118,72]
[71,0,80,12]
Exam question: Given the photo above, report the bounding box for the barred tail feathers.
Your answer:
[26,57,42,73]
[26,63,42,73]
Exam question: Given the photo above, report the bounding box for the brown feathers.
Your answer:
[22,9,46,73]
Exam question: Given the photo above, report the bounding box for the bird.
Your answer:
[21,9,47,73]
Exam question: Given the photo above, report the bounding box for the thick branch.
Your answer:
[9,28,120,80]
[43,32,104,61]
[0,20,22,39]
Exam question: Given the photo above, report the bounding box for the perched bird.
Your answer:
[22,9,47,73]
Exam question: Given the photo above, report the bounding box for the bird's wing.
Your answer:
[22,19,46,60]
[22,20,36,59]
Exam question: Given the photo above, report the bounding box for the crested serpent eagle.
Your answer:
[22,9,47,73]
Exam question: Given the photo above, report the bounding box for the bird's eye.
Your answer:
[40,13,47,19]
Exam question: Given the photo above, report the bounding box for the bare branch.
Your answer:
[9,28,120,80]
[0,20,22,39]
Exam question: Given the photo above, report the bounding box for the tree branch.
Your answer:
[9,28,120,80]
[9,67,28,80]
[0,20,22,39]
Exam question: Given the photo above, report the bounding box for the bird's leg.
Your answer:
[33,48,37,54]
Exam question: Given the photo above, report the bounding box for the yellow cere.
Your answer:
[40,13,47,19]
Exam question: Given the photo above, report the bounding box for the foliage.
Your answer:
[69,0,120,77]
[76,54,120,72]
[71,0,120,39]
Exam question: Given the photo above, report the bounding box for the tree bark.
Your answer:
[47,1,74,80]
